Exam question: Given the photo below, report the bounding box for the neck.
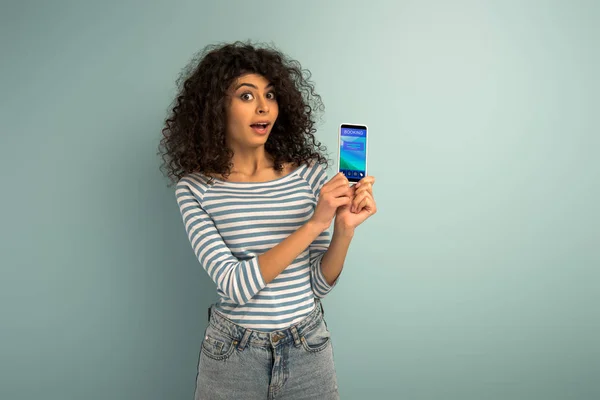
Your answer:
[230,146,273,176]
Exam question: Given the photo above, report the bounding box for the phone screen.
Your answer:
[339,124,367,182]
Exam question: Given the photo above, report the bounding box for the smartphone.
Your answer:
[337,123,368,184]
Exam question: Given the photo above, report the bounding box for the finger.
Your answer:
[332,172,349,183]
[322,173,344,191]
[355,176,375,189]
[357,195,376,215]
[329,183,354,199]
[355,183,373,197]
[323,172,348,188]
[352,191,368,207]
[324,178,352,196]
[356,191,377,213]
[351,192,369,213]
[333,195,352,208]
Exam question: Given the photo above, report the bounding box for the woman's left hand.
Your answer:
[351,176,375,214]
[334,176,377,232]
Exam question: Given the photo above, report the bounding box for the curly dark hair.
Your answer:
[159,41,330,185]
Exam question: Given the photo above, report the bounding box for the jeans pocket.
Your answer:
[301,318,331,353]
[201,325,238,361]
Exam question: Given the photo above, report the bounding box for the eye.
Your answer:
[266,91,276,100]
[240,92,254,101]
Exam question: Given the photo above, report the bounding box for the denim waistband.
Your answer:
[207,300,325,349]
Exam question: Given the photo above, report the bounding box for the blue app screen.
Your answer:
[339,126,367,181]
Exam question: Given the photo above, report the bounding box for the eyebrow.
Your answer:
[235,82,274,90]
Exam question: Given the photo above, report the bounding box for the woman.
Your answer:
[159,41,377,399]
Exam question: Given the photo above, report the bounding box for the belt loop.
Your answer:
[290,325,301,347]
[207,306,211,322]
[237,329,252,351]
[317,299,324,317]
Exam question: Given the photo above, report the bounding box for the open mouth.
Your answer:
[250,122,270,134]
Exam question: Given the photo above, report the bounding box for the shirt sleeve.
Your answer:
[176,180,266,305]
[306,163,339,298]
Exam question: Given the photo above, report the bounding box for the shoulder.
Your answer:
[175,172,213,202]
[296,159,329,195]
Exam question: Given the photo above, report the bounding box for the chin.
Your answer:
[248,135,270,147]
[254,131,272,141]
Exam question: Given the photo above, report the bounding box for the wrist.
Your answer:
[333,221,355,238]
[306,219,329,236]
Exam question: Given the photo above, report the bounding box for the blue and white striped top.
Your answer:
[175,161,336,332]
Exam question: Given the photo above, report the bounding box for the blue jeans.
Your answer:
[194,299,340,399]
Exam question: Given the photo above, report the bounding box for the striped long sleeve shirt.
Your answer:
[175,161,337,332]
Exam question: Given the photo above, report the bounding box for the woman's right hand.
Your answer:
[309,173,353,231]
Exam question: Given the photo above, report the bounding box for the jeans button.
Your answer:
[272,333,284,343]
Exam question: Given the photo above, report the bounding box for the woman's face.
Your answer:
[225,73,279,151]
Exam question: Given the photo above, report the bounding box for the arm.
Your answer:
[257,220,325,284]
[177,183,266,305]
[177,179,346,305]
[315,175,378,289]
[308,217,354,297]
[306,169,355,297]
[319,225,354,286]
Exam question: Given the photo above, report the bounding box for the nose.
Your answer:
[256,96,269,114]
